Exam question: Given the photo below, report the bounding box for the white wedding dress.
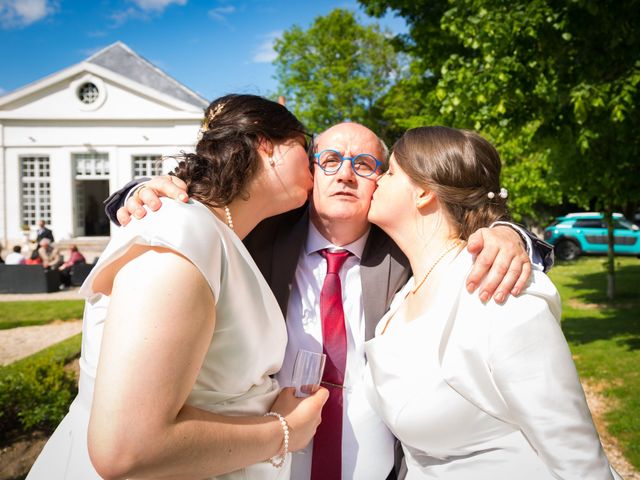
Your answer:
[28,198,291,480]
[365,250,620,479]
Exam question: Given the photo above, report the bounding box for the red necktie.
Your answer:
[311,249,351,480]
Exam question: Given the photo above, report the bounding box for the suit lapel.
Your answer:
[271,209,309,316]
[361,226,411,340]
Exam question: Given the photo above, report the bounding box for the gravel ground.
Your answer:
[0,320,83,366]
[583,380,640,479]
[0,287,83,302]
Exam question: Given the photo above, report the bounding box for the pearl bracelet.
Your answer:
[264,411,289,468]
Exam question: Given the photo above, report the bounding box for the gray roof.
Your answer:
[87,42,208,109]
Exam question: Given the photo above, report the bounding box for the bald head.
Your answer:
[310,122,386,245]
[316,122,388,166]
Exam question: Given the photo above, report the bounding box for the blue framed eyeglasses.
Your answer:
[314,149,382,178]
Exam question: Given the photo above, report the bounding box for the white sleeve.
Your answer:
[81,199,223,303]
[487,292,620,479]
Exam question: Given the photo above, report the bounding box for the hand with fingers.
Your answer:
[117,175,190,226]
[465,225,532,304]
[269,387,329,452]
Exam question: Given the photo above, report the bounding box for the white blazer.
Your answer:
[437,251,621,479]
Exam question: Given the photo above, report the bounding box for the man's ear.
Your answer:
[416,189,436,210]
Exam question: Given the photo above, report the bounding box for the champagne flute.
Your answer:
[291,349,326,398]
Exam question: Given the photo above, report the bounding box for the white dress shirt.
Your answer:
[5,252,26,264]
[275,222,396,480]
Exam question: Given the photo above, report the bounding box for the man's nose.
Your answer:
[336,159,357,182]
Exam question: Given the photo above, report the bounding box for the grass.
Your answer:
[549,256,640,468]
[0,300,84,330]
[0,333,82,380]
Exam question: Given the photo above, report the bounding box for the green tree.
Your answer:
[361,0,640,298]
[273,8,402,140]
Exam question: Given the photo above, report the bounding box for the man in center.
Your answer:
[109,122,549,479]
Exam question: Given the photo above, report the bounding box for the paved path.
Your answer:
[0,287,83,302]
[0,320,83,366]
[0,288,84,365]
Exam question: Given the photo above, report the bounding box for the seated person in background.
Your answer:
[58,245,87,287]
[5,245,26,265]
[25,246,43,265]
[37,238,61,269]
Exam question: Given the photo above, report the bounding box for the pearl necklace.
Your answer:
[379,239,463,336]
[224,205,234,231]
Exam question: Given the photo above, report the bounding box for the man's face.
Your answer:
[311,123,383,226]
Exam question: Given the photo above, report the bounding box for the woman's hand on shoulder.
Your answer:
[269,387,329,451]
[117,175,189,226]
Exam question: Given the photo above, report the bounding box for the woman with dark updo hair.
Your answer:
[365,127,620,479]
[28,95,328,480]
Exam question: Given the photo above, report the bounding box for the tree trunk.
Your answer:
[604,209,616,300]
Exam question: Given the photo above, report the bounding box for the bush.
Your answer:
[0,355,77,435]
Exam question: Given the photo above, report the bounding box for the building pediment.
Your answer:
[0,42,208,121]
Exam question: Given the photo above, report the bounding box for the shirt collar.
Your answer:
[305,221,370,260]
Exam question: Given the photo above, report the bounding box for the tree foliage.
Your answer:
[361,0,640,297]
[273,8,402,140]
[361,0,640,215]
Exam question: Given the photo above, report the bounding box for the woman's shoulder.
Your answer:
[455,252,562,330]
[81,199,227,298]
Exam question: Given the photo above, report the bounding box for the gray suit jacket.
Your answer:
[243,204,411,341]
[244,204,410,480]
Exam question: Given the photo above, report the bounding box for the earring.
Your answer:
[269,157,275,166]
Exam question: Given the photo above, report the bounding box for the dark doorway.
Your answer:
[76,180,110,236]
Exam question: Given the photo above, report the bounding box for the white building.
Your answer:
[0,42,207,252]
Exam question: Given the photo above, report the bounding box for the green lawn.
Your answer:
[0,300,84,330]
[0,333,82,380]
[549,256,640,468]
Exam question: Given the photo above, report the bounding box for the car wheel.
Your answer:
[556,240,581,261]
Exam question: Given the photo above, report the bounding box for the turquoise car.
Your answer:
[543,212,640,261]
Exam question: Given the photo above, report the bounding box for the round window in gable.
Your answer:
[77,82,100,104]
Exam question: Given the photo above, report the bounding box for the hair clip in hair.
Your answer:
[487,188,508,200]
[208,103,225,123]
[198,103,226,141]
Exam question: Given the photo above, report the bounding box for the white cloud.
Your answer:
[87,30,108,38]
[252,30,282,63]
[110,0,186,27]
[208,5,235,22]
[129,0,187,13]
[0,0,58,29]
[0,86,5,96]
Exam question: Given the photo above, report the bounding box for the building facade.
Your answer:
[0,42,207,250]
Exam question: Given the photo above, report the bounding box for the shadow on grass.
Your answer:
[562,313,640,349]
[558,260,640,349]
[557,259,640,305]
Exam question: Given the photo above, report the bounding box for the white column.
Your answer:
[0,122,5,248]
[51,147,75,240]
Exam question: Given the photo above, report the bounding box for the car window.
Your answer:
[614,219,640,231]
[574,219,604,228]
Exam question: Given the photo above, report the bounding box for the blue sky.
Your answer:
[0,0,406,101]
